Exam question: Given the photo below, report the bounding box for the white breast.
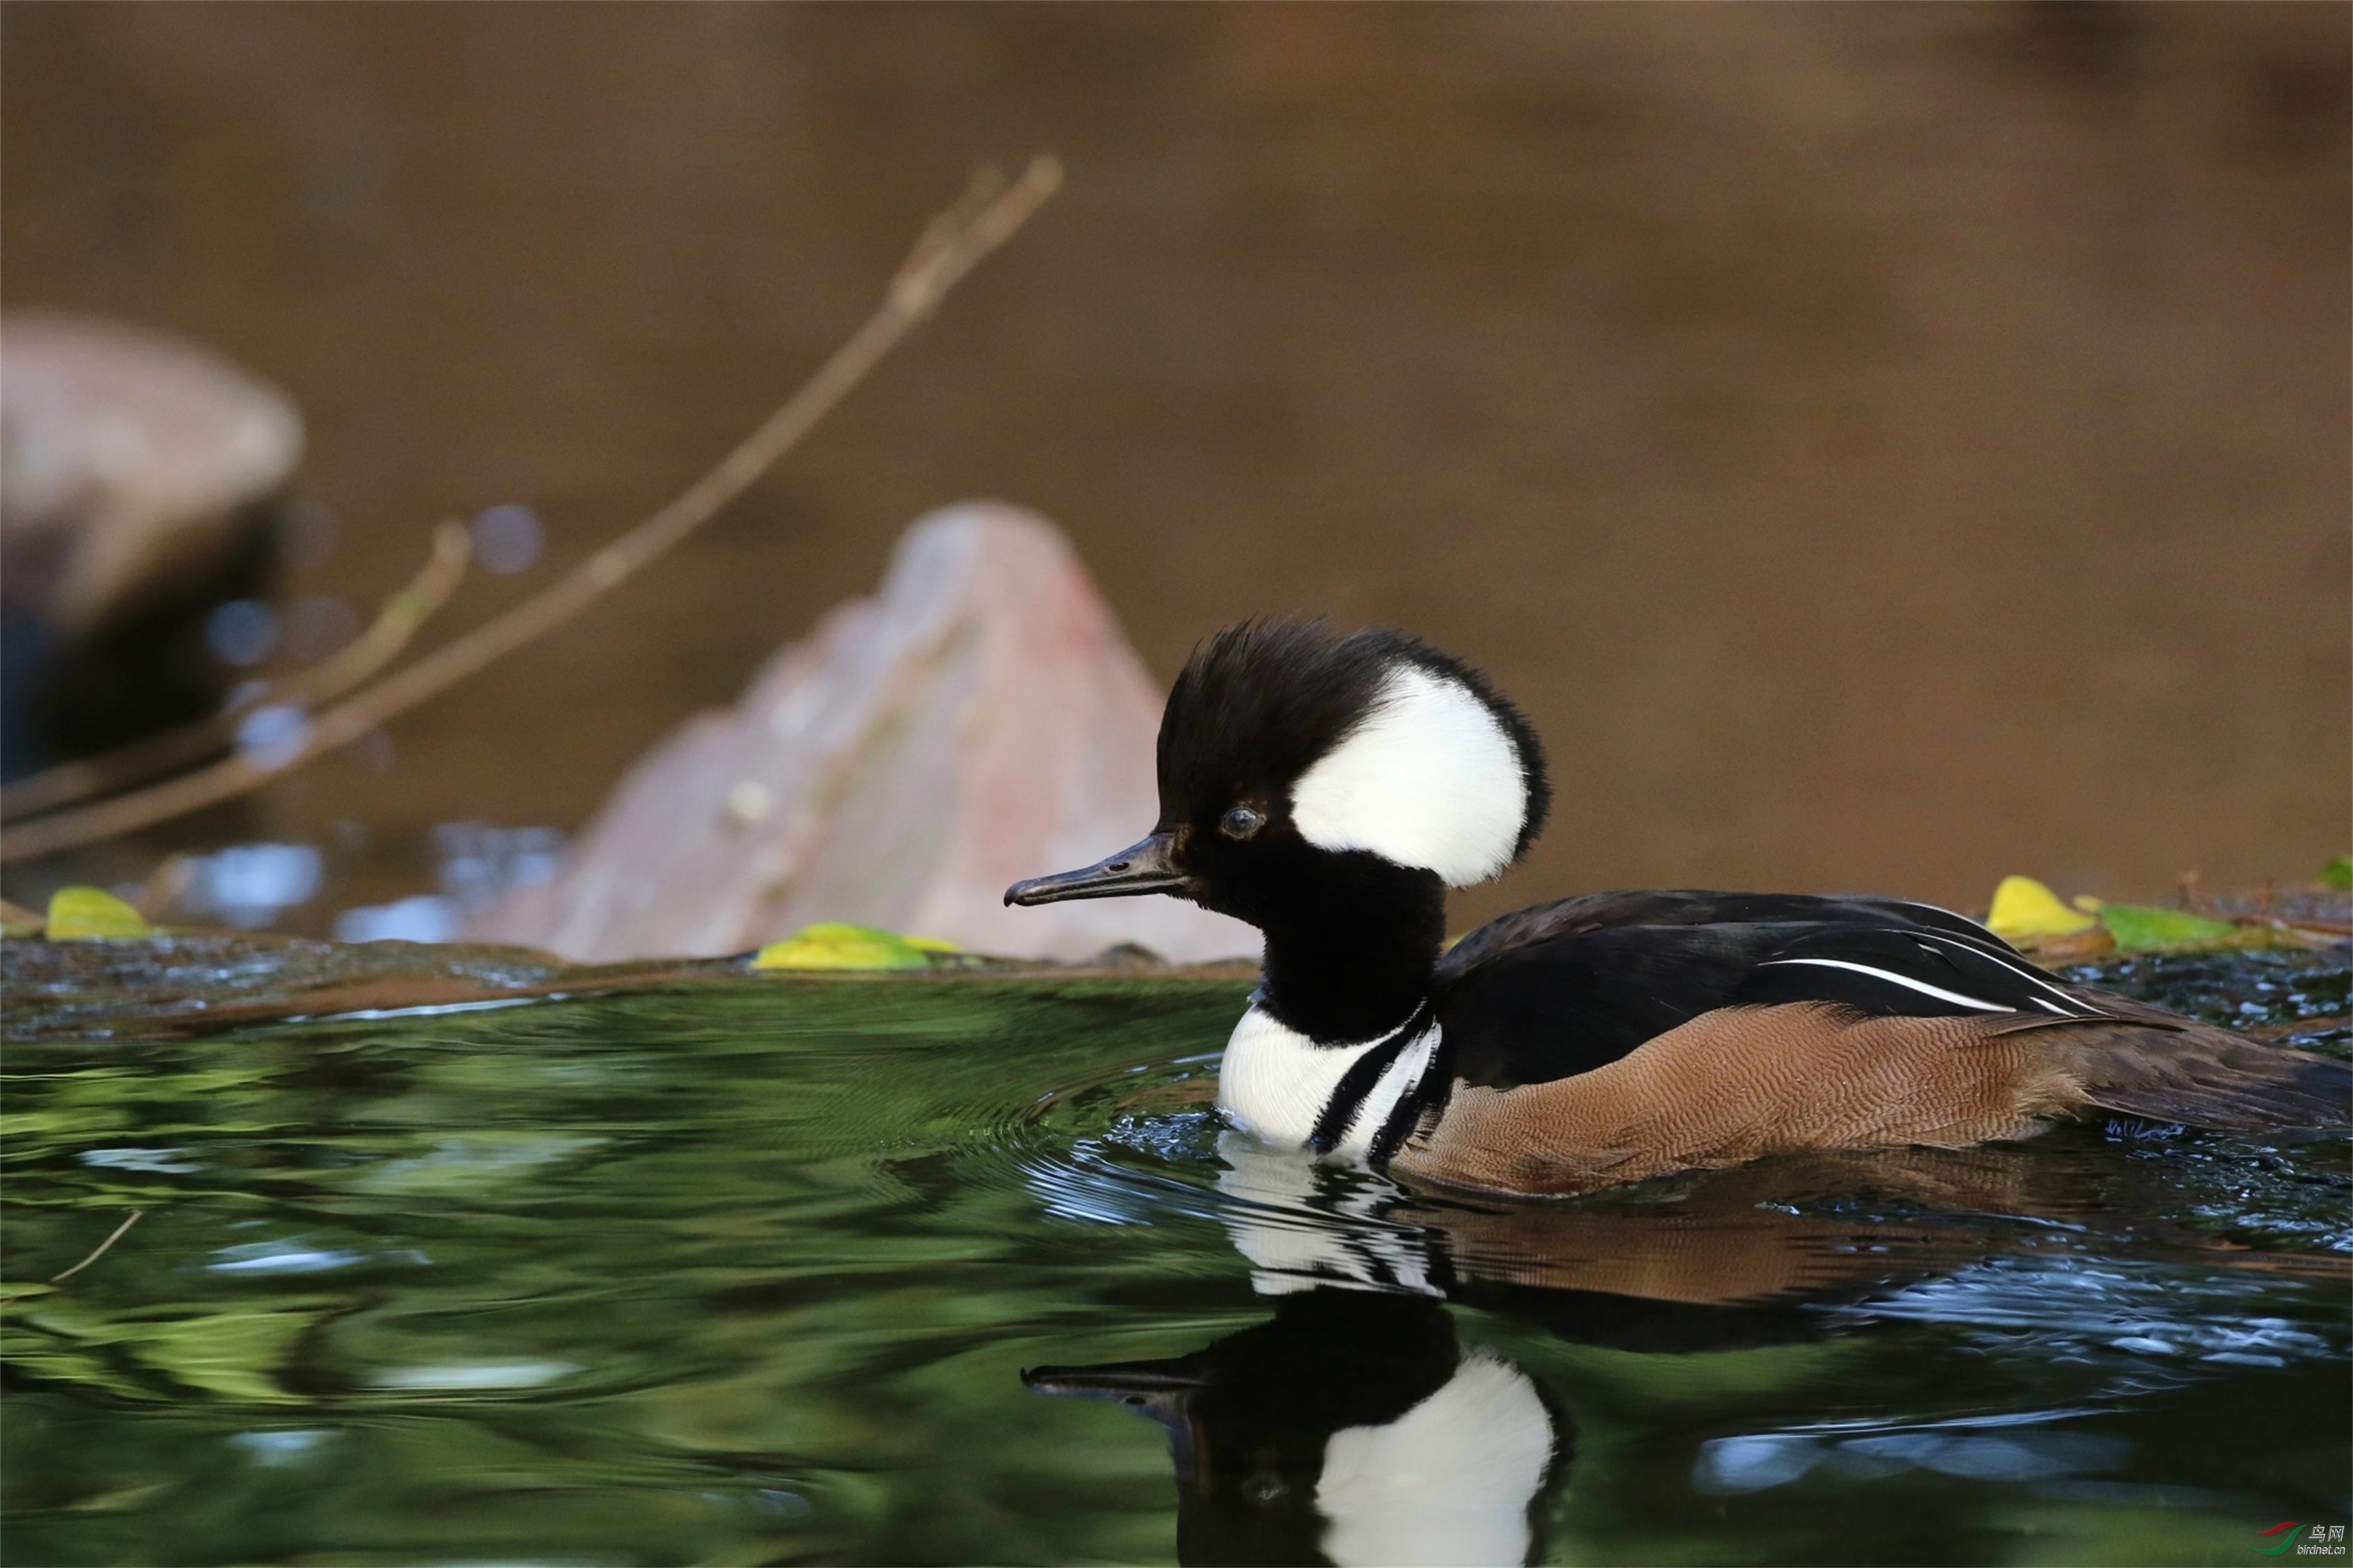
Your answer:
[1217,1005,1439,1157]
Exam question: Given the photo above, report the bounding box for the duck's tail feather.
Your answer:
[1995,1008,2352,1131]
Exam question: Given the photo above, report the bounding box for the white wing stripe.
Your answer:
[1905,930,2095,1013]
[1889,900,2001,938]
[1759,957,2016,1013]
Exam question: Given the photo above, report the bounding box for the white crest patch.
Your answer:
[1315,1348,1556,1568]
[1289,663,1529,887]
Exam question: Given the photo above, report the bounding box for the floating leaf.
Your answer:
[752,923,932,972]
[1985,876,2099,942]
[45,887,151,942]
[2096,902,2239,952]
[2320,854,2353,893]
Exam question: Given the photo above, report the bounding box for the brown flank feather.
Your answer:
[1391,1001,2349,1199]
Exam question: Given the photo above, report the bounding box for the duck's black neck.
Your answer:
[1251,863,1446,1044]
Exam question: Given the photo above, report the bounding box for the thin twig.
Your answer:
[132,852,191,919]
[0,155,1063,865]
[0,522,473,824]
[51,1210,143,1283]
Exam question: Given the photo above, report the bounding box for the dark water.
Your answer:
[3,952,2347,1565]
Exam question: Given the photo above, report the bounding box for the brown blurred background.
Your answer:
[3,1,2347,935]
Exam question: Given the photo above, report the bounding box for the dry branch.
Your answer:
[0,155,1063,865]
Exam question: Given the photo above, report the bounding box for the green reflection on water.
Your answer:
[2,962,2347,1565]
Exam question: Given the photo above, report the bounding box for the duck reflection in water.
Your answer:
[1023,1136,1987,1567]
[1028,1289,1561,1568]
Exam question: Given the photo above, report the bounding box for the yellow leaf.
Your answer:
[751,923,930,972]
[1985,875,2098,941]
[904,936,962,954]
[45,887,151,942]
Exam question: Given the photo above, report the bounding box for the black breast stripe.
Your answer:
[1308,999,1437,1155]
[1369,1024,1455,1166]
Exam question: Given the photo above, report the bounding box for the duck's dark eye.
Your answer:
[1219,805,1265,842]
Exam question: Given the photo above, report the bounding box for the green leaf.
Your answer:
[2320,854,2353,892]
[45,887,151,941]
[752,923,932,972]
[2097,902,2239,952]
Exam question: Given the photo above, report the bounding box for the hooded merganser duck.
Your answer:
[1007,620,2350,1198]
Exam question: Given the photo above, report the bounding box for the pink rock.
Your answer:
[466,503,1256,964]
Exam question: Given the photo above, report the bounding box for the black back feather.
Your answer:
[1435,891,2088,1091]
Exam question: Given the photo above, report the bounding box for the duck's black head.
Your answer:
[1007,620,1547,1037]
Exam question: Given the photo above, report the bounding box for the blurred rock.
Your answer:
[1,312,302,774]
[467,503,1256,964]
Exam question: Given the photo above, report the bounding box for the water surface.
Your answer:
[3,951,2347,1564]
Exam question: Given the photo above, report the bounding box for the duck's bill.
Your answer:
[1003,833,1189,906]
